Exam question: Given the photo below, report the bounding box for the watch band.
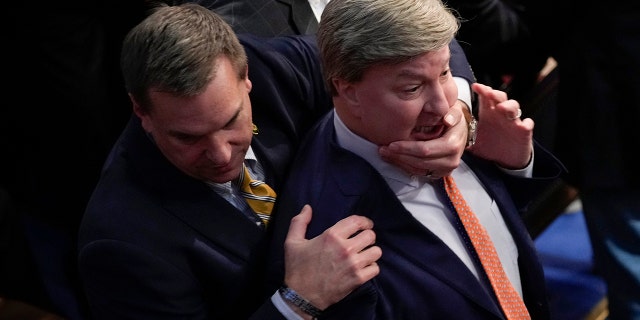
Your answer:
[466,115,477,148]
[462,105,477,148]
[279,285,323,318]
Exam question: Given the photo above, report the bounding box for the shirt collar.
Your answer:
[205,146,258,190]
[333,110,427,188]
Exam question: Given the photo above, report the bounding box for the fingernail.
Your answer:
[444,114,455,126]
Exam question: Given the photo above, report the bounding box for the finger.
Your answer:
[331,215,375,239]
[472,83,507,104]
[443,112,457,127]
[382,138,458,160]
[381,140,431,157]
[443,102,463,127]
[407,157,457,179]
[341,260,381,291]
[496,100,522,120]
[380,148,441,176]
[286,204,312,241]
[420,158,457,178]
[347,228,377,253]
[379,143,432,174]
[384,140,460,172]
[360,261,381,282]
[495,99,518,110]
[359,245,382,266]
[348,231,381,270]
[485,88,508,103]
[471,82,492,96]
[520,117,535,130]
[357,247,382,277]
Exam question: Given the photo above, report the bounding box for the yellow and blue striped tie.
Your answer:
[238,163,277,227]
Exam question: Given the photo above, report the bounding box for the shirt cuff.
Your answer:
[499,149,534,178]
[271,291,304,320]
[454,76,472,113]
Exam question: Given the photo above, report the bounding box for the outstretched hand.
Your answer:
[468,83,534,169]
[283,205,381,311]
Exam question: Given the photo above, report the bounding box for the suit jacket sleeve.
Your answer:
[450,37,476,85]
[240,33,334,187]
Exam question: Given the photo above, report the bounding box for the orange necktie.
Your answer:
[443,175,531,320]
[238,163,277,227]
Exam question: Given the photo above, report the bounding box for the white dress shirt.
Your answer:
[205,147,264,227]
[333,110,531,297]
[272,79,491,320]
[308,0,330,21]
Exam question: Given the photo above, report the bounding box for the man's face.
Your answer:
[137,56,254,184]
[343,46,458,145]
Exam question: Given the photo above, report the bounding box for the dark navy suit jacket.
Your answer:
[78,33,475,319]
[266,111,565,319]
[184,0,319,36]
[78,34,330,320]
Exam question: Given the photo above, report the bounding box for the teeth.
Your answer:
[414,126,435,134]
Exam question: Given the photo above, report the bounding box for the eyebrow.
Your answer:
[223,107,242,129]
[395,57,452,78]
[396,69,423,79]
[167,106,243,138]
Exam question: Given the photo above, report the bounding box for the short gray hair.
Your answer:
[318,0,459,95]
[121,3,248,112]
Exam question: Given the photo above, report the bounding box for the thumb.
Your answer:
[286,204,312,241]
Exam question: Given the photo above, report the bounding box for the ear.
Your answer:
[130,94,153,133]
[244,66,252,92]
[333,78,363,117]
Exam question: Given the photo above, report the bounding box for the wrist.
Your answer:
[462,105,477,148]
[279,285,323,319]
[497,149,533,171]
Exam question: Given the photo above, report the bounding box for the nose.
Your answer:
[204,135,232,166]
[424,77,460,117]
[422,86,451,117]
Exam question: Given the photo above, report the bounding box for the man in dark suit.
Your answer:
[77,3,481,319]
[266,0,565,318]
[546,1,640,318]
[441,0,551,103]
[176,0,319,36]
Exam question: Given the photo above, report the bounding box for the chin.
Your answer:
[199,166,240,184]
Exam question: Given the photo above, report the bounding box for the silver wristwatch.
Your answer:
[466,115,477,148]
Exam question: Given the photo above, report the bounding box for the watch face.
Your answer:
[467,118,477,147]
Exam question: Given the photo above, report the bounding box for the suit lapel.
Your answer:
[127,116,266,262]
[161,186,267,262]
[463,154,548,315]
[324,130,503,317]
[462,153,538,259]
[362,179,503,316]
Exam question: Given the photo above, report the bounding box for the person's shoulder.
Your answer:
[239,33,316,53]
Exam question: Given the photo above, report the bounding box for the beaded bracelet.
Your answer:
[278,285,323,318]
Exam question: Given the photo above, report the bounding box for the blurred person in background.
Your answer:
[549,2,640,318]
[3,2,147,319]
[444,0,640,318]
